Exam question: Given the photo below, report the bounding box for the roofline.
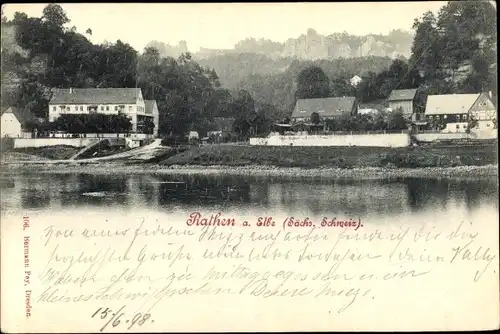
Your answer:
[296,96,356,101]
[48,102,137,105]
[387,97,416,101]
[425,93,483,107]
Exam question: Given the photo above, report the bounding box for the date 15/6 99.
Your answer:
[91,305,154,332]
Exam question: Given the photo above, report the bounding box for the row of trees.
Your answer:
[49,114,132,134]
[1,5,277,139]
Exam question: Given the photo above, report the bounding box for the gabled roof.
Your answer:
[291,97,356,118]
[425,93,480,115]
[387,89,418,102]
[49,88,142,105]
[1,107,36,126]
[144,100,158,115]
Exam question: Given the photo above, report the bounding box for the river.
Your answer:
[1,173,498,224]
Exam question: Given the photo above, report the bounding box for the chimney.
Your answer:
[489,91,493,99]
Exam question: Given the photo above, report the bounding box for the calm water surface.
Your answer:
[1,173,498,223]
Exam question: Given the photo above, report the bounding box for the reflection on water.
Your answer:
[1,173,498,219]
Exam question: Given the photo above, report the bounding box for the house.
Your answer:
[350,75,362,87]
[48,88,158,134]
[425,92,497,132]
[291,96,357,123]
[207,117,235,137]
[144,100,159,136]
[188,131,199,140]
[387,88,418,119]
[1,107,36,138]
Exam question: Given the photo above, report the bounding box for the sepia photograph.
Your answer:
[1,2,498,332]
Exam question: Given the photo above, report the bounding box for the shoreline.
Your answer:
[1,162,498,180]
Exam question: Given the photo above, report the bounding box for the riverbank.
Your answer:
[2,163,497,180]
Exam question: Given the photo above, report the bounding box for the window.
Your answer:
[487,123,490,127]
[456,124,460,129]
[106,106,109,111]
[137,106,140,112]
[463,124,467,129]
[115,106,118,111]
[101,106,104,111]
[80,106,83,111]
[66,106,70,111]
[52,106,56,111]
[429,116,434,120]
[129,106,132,111]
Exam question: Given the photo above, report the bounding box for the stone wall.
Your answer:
[250,133,410,148]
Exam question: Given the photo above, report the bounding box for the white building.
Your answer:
[425,92,497,139]
[48,88,159,135]
[350,75,363,87]
[1,107,35,138]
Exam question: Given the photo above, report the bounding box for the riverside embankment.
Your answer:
[2,163,497,181]
[1,140,497,180]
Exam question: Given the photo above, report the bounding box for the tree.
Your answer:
[410,11,442,80]
[1,7,7,23]
[465,115,479,134]
[386,110,408,130]
[142,118,155,134]
[232,90,256,137]
[296,66,331,99]
[330,76,356,97]
[310,112,321,125]
[42,4,69,29]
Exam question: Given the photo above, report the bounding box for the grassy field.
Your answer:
[160,142,498,168]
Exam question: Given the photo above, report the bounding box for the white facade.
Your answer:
[48,90,147,133]
[250,132,410,148]
[1,112,23,137]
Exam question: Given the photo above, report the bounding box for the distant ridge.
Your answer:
[146,29,414,60]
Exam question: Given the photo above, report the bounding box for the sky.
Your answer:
[3,2,450,52]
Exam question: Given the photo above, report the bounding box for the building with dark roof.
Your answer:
[425,92,497,133]
[387,88,418,119]
[48,88,158,135]
[291,96,357,123]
